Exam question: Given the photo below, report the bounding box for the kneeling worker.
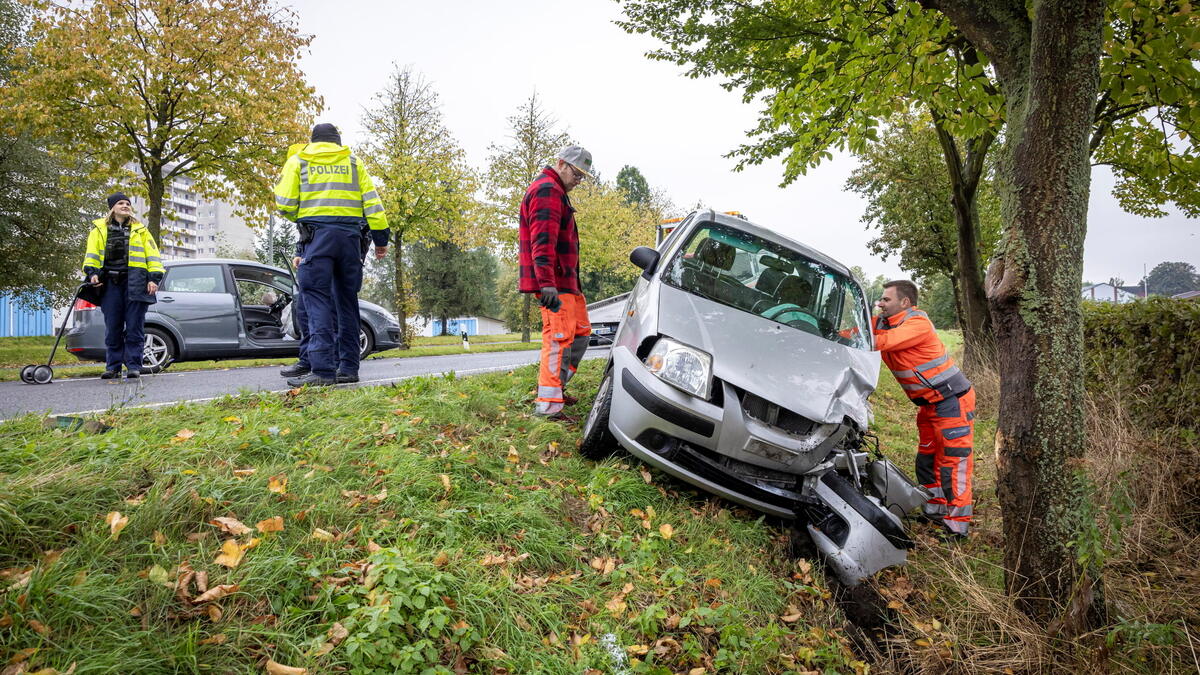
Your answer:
[273,123,389,386]
[873,280,975,540]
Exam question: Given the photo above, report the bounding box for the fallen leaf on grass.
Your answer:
[688,669,707,675]
[433,551,450,567]
[439,474,452,493]
[194,584,239,603]
[152,530,166,546]
[264,660,306,675]
[0,614,11,628]
[658,523,674,540]
[327,622,349,644]
[311,528,336,542]
[7,648,37,665]
[256,517,284,533]
[198,633,227,645]
[222,416,241,424]
[639,468,653,484]
[147,564,171,587]
[506,446,520,463]
[172,428,197,443]
[27,619,50,635]
[29,663,76,675]
[780,604,803,622]
[214,539,254,568]
[267,475,288,495]
[206,604,223,622]
[589,557,616,575]
[105,511,129,540]
[194,571,208,593]
[480,552,529,566]
[210,517,252,536]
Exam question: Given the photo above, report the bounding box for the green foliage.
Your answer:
[484,92,571,233]
[615,165,651,206]
[1083,297,1200,430]
[253,218,298,270]
[7,0,320,238]
[1140,261,1200,297]
[409,240,498,332]
[338,549,479,674]
[919,274,959,329]
[846,112,1000,284]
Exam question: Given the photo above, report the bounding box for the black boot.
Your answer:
[336,372,359,384]
[287,372,335,387]
[100,370,121,380]
[280,362,310,377]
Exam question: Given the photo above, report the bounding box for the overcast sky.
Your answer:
[287,0,1197,286]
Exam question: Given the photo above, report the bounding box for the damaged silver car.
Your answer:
[579,210,928,584]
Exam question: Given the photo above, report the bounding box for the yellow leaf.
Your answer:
[210,517,252,536]
[106,511,129,540]
[689,668,707,675]
[198,633,227,645]
[172,428,197,443]
[311,528,336,542]
[658,523,674,540]
[233,468,257,478]
[433,551,450,567]
[439,474,452,492]
[194,584,239,603]
[914,637,932,647]
[327,622,349,644]
[28,619,50,635]
[267,475,288,494]
[222,416,241,423]
[264,659,307,675]
[506,446,521,463]
[148,564,170,586]
[8,647,37,665]
[153,530,166,546]
[214,539,247,568]
[256,516,284,533]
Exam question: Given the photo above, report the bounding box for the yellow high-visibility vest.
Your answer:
[272,142,388,234]
[82,218,164,275]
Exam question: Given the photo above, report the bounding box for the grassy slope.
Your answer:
[0,334,537,382]
[0,361,867,674]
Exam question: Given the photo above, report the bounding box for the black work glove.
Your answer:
[538,286,561,312]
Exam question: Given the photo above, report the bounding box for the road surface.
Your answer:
[0,347,607,421]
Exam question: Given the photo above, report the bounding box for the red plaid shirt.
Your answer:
[518,167,580,294]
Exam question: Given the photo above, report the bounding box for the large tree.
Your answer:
[1141,261,1200,296]
[484,93,571,342]
[7,0,320,241]
[618,0,1200,367]
[619,0,1197,625]
[846,111,1001,341]
[0,0,104,302]
[359,64,478,343]
[410,240,498,335]
[615,165,652,206]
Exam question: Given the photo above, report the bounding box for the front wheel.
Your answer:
[578,367,619,460]
[142,327,175,373]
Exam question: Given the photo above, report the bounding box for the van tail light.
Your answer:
[73,298,98,311]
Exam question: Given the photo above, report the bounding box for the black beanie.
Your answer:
[311,123,341,144]
[107,192,130,209]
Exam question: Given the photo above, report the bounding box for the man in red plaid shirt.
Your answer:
[518,145,595,417]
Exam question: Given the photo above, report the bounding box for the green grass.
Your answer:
[0,361,867,674]
[0,335,539,382]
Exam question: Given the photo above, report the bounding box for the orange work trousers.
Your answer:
[535,292,590,410]
[915,388,975,535]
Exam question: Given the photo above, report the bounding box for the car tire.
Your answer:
[359,323,374,360]
[578,367,619,460]
[142,327,175,374]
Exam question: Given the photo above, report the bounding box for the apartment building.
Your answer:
[125,169,255,260]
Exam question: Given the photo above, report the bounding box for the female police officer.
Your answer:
[81,193,165,379]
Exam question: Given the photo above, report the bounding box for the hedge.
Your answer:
[1083,297,1200,430]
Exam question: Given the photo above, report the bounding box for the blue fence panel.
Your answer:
[0,294,54,337]
[431,318,478,337]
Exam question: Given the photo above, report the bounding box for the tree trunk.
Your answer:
[932,116,994,366]
[521,294,531,342]
[146,165,165,242]
[393,230,408,348]
[980,1,1106,627]
[439,314,449,336]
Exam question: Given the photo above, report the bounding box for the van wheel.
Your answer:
[142,327,175,373]
[579,368,618,460]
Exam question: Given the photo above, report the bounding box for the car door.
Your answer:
[156,263,240,355]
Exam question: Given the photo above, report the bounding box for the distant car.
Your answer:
[577,210,928,584]
[65,259,402,372]
[586,293,628,346]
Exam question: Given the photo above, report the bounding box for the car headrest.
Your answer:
[695,237,736,271]
[757,268,787,295]
[777,275,813,307]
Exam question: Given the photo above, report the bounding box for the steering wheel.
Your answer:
[763,303,805,322]
[268,292,291,316]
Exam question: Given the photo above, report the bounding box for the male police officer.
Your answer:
[273,123,389,386]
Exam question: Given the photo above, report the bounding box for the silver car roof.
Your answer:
[697,210,856,279]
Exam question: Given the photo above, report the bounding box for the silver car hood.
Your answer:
[656,284,880,428]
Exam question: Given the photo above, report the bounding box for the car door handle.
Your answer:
[160,295,175,302]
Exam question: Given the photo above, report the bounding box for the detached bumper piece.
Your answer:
[803,471,912,585]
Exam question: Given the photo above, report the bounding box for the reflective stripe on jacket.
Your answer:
[873,306,971,405]
[83,218,164,278]
[82,218,164,304]
[272,141,389,238]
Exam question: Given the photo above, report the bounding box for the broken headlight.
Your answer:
[644,337,712,399]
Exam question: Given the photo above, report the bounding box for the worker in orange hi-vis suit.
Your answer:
[872,280,975,541]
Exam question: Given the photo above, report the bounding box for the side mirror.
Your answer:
[630,246,661,279]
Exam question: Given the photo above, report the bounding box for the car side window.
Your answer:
[161,265,227,294]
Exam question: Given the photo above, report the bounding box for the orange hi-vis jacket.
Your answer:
[873,307,972,405]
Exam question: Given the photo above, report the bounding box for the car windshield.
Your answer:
[661,222,871,349]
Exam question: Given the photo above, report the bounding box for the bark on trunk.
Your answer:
[393,231,408,348]
[981,1,1106,627]
[932,116,994,367]
[146,166,165,242]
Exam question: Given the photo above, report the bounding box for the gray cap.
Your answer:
[556,145,595,178]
